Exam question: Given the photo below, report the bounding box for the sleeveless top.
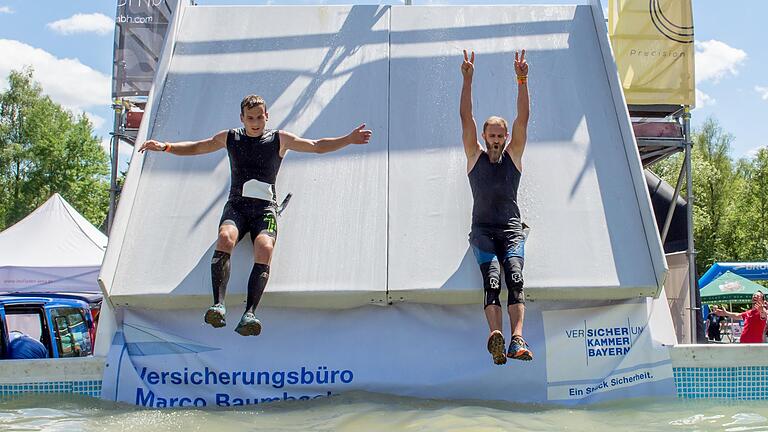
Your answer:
[225,128,282,202]
[468,151,522,230]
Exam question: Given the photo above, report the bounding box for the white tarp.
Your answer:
[97,3,678,406]
[388,5,665,303]
[100,3,665,309]
[102,291,676,406]
[0,193,107,293]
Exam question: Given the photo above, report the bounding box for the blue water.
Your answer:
[2,393,768,431]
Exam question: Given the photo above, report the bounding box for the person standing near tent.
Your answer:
[459,49,532,364]
[138,95,371,336]
[714,291,768,344]
[705,305,725,342]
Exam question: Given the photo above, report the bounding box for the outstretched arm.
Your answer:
[460,49,482,161]
[138,130,228,156]
[279,124,371,156]
[507,50,529,167]
[714,308,743,320]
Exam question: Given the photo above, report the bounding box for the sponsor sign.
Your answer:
[543,304,673,401]
[608,0,695,106]
[103,300,675,407]
[112,0,181,97]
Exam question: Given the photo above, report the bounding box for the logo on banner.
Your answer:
[116,0,163,24]
[564,322,644,364]
[542,304,673,401]
[649,0,694,44]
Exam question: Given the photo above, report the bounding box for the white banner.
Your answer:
[543,300,675,401]
[102,295,676,407]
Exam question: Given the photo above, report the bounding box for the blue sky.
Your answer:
[0,0,766,170]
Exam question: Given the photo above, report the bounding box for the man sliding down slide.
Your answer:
[460,49,533,364]
[139,95,372,336]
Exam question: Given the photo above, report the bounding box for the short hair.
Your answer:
[483,116,508,134]
[240,95,266,115]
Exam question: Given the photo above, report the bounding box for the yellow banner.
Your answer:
[609,0,695,107]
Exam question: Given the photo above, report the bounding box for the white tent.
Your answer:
[0,193,107,293]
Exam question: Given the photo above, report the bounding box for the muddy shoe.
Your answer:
[487,330,507,365]
[507,335,533,361]
[204,304,226,328]
[234,312,262,336]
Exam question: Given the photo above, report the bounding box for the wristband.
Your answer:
[517,75,528,85]
[163,143,171,152]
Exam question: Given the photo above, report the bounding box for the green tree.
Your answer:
[733,149,768,259]
[0,68,109,230]
[651,117,739,275]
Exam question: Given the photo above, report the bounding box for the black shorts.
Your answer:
[469,225,527,265]
[219,198,277,242]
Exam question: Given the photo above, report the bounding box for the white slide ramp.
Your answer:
[100,3,666,310]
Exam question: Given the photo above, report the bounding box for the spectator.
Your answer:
[715,291,768,344]
[706,305,726,342]
[7,331,49,359]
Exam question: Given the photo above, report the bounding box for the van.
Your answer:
[0,295,98,359]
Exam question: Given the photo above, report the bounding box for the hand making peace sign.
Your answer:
[515,49,528,77]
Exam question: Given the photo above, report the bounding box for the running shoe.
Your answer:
[487,330,507,365]
[203,303,226,328]
[507,335,533,361]
[234,311,262,336]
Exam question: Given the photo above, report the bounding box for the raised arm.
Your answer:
[714,307,744,321]
[138,130,228,156]
[278,124,371,157]
[460,50,482,161]
[507,50,530,167]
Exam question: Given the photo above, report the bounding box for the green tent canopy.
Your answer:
[700,271,766,303]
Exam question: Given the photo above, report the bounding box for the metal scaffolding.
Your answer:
[630,104,700,343]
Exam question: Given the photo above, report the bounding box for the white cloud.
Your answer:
[745,145,768,159]
[99,138,111,155]
[47,13,113,36]
[695,89,716,108]
[84,111,106,130]
[756,86,768,101]
[0,39,110,113]
[0,6,13,14]
[695,40,747,84]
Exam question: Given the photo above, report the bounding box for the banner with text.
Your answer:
[102,296,676,407]
[112,0,185,97]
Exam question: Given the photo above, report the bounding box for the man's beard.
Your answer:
[485,142,504,163]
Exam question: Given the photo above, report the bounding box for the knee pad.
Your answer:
[503,257,525,305]
[481,260,501,308]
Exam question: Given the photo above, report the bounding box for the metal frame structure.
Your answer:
[631,103,699,343]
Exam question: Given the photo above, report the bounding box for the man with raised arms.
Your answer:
[139,95,371,336]
[460,49,532,364]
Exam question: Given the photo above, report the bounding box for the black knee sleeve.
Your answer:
[503,256,525,305]
[246,263,270,313]
[481,260,502,308]
[211,250,231,305]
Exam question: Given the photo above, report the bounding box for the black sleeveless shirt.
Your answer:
[468,151,522,230]
[226,128,283,201]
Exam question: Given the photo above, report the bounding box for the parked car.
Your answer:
[0,294,98,359]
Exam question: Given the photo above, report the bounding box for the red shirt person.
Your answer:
[715,291,768,343]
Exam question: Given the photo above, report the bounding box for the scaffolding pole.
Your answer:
[107,100,126,235]
[683,106,698,344]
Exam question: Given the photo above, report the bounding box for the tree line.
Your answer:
[0,69,109,231]
[653,118,768,276]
